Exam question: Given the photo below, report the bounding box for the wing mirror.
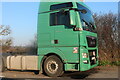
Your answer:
[59,9,76,27]
[69,10,76,27]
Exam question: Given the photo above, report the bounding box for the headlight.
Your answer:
[93,51,96,56]
[82,53,88,58]
[83,60,88,64]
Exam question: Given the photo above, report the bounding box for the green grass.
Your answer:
[111,61,120,66]
[99,61,120,66]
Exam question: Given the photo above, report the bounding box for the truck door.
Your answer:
[50,11,79,63]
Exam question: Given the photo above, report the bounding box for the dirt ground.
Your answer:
[0,66,119,80]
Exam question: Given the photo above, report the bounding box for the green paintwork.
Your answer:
[65,64,79,71]
[69,10,76,26]
[37,2,98,71]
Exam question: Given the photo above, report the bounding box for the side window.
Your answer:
[50,11,70,26]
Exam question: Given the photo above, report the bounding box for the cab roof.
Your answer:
[38,2,90,13]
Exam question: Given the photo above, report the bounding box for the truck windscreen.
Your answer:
[77,3,96,33]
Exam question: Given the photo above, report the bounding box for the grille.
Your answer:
[86,36,96,47]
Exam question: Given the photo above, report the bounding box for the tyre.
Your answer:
[43,55,64,77]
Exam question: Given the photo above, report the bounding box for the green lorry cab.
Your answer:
[4,2,98,77]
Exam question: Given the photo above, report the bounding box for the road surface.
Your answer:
[0,66,119,80]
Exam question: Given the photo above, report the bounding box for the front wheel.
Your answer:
[43,55,64,77]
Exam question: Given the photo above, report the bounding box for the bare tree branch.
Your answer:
[0,25,11,36]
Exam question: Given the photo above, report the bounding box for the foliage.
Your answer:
[99,61,120,66]
[27,34,37,55]
[0,25,11,36]
[93,12,120,65]
[98,61,111,66]
[1,38,13,52]
[0,25,12,53]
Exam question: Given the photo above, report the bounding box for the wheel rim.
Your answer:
[47,60,58,74]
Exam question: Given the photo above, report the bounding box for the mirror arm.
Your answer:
[69,8,87,13]
[69,8,78,11]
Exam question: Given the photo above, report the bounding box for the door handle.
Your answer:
[54,40,58,44]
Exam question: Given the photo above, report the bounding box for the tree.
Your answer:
[0,25,12,53]
[93,12,119,62]
[0,25,11,36]
[27,34,37,55]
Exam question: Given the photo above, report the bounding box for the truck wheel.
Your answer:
[43,55,64,77]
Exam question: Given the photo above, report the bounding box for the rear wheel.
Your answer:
[43,55,64,77]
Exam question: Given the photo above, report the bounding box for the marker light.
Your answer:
[74,28,82,31]
[93,51,96,56]
[83,60,88,64]
[82,53,88,58]
[73,47,78,53]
